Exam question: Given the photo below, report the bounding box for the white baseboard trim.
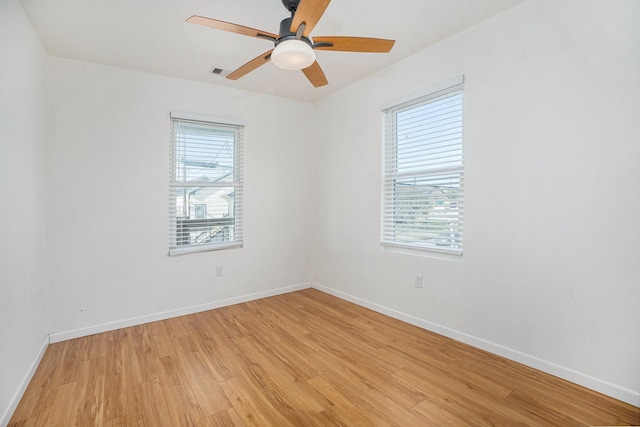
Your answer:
[1,335,50,427]
[311,282,640,408]
[49,282,312,344]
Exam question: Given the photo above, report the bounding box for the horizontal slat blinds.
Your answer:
[382,81,464,255]
[169,115,243,255]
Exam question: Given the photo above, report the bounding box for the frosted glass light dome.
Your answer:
[271,39,316,70]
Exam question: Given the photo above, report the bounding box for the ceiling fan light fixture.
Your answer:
[271,39,316,70]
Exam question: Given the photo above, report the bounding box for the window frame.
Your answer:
[381,77,465,256]
[168,111,244,256]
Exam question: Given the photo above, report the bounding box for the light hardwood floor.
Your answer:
[9,289,639,426]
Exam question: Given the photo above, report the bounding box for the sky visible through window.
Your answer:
[175,125,235,184]
[395,93,463,174]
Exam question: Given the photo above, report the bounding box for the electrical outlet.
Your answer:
[216,266,223,277]
[414,274,423,288]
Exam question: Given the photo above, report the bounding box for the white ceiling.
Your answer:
[19,0,523,103]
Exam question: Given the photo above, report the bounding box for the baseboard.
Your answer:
[311,282,640,408]
[49,282,312,343]
[1,335,49,427]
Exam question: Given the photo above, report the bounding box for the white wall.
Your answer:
[46,57,316,337]
[312,0,640,405]
[0,0,51,423]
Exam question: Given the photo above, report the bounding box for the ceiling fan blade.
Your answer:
[302,61,328,87]
[290,0,331,37]
[186,15,278,40]
[313,36,395,52]
[226,49,274,80]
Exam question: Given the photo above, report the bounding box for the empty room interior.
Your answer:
[1,0,639,425]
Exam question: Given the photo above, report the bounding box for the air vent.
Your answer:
[211,68,224,75]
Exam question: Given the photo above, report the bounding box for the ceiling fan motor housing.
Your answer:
[279,17,296,38]
[277,17,312,47]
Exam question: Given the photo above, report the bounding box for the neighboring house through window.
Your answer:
[382,77,464,255]
[169,112,244,255]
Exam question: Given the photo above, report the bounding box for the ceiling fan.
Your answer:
[186,0,395,88]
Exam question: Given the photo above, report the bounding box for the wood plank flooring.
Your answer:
[9,289,639,426]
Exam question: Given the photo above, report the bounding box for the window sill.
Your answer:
[381,243,462,261]
[169,241,243,256]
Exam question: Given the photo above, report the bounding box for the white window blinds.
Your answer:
[169,113,243,255]
[382,79,464,255]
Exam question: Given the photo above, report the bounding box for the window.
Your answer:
[169,112,243,255]
[382,78,464,255]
